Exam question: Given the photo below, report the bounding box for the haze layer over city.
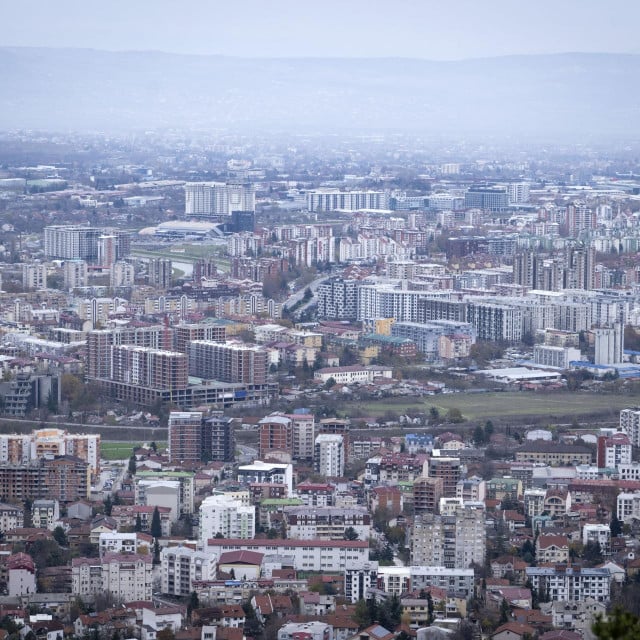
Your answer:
[0,2,639,640]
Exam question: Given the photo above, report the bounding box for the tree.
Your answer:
[447,407,464,423]
[52,526,67,547]
[354,599,371,627]
[593,607,640,640]
[426,591,434,625]
[473,425,485,446]
[499,598,510,624]
[150,441,157,453]
[429,406,440,422]
[583,540,604,566]
[103,495,113,516]
[344,526,359,541]
[611,513,623,538]
[484,420,494,440]
[187,591,199,617]
[151,507,162,539]
[135,514,142,532]
[128,455,137,476]
[323,377,336,390]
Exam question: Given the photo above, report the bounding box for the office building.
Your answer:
[464,185,508,211]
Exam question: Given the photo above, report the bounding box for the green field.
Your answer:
[101,442,140,460]
[341,390,639,425]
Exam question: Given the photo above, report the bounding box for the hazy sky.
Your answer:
[2,0,639,59]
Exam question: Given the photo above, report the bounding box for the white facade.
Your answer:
[237,461,294,496]
[314,434,345,478]
[617,492,640,522]
[533,345,581,369]
[0,503,24,532]
[621,408,640,447]
[31,500,59,531]
[526,566,611,603]
[199,494,256,542]
[206,539,369,572]
[284,506,370,541]
[160,546,217,596]
[582,524,611,554]
[99,532,152,558]
[63,260,88,289]
[72,553,153,603]
[185,182,255,217]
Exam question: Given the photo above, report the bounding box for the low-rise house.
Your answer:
[536,535,570,564]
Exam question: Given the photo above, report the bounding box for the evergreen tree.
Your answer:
[151,507,162,538]
[473,425,485,446]
[53,526,68,547]
[426,591,434,625]
[135,514,142,532]
[593,607,640,640]
[103,495,113,516]
[128,455,137,475]
[611,513,623,538]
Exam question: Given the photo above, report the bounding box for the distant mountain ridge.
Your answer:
[0,47,638,138]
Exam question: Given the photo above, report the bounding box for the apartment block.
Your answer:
[189,340,268,384]
[284,506,370,541]
[168,411,203,464]
[161,546,217,597]
[72,553,153,603]
[206,538,369,573]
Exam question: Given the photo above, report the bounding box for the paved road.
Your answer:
[284,276,327,310]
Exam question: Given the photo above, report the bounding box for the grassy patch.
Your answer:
[101,442,140,460]
[340,391,637,424]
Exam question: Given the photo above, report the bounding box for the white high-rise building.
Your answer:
[160,545,217,596]
[111,261,135,288]
[184,182,255,218]
[63,260,88,289]
[412,504,485,569]
[593,324,624,365]
[620,408,640,448]
[199,493,255,542]
[307,190,389,212]
[22,264,47,290]
[314,434,345,478]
